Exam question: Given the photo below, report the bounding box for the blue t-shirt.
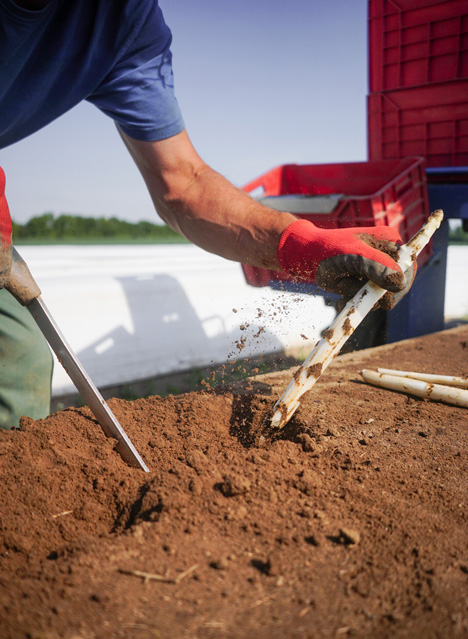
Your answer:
[0,0,185,149]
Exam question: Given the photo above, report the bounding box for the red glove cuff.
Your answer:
[277,219,323,281]
[0,167,13,250]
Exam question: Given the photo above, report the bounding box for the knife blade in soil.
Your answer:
[27,296,149,472]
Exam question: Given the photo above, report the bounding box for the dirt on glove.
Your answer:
[1,325,467,639]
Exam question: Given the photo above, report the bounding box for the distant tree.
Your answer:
[20,212,56,238]
[11,212,185,242]
[449,225,468,243]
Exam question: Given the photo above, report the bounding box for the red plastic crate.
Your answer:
[241,158,430,288]
[369,0,468,92]
[368,80,468,167]
[368,0,468,167]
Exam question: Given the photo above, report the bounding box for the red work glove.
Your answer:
[277,219,416,309]
[0,167,13,288]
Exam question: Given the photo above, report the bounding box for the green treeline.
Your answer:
[12,211,468,244]
[12,212,187,244]
[449,224,468,244]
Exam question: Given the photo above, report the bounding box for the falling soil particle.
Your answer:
[235,335,247,352]
[1,326,468,639]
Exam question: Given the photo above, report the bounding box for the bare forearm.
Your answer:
[158,165,295,267]
[120,130,295,269]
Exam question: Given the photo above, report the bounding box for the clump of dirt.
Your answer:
[342,316,353,335]
[359,232,412,299]
[1,326,468,639]
[359,233,400,262]
[380,256,418,311]
[307,362,323,379]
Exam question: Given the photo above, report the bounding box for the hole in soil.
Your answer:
[251,558,271,575]
[227,391,313,448]
[304,535,319,547]
[228,393,272,447]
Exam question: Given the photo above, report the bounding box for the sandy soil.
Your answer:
[1,325,467,639]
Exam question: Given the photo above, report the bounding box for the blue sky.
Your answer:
[2,0,368,224]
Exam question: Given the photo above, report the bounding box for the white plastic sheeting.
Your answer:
[18,245,336,396]
[445,245,468,319]
[17,244,468,396]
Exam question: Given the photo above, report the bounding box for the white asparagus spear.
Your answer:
[270,209,444,429]
[377,368,468,389]
[361,369,468,408]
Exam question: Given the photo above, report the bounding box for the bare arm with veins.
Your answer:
[119,129,296,269]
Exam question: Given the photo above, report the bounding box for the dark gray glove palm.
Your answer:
[316,245,417,311]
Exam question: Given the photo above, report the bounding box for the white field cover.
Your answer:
[20,244,336,396]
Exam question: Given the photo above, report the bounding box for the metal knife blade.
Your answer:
[27,296,149,472]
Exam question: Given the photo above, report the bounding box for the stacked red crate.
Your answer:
[368,0,468,167]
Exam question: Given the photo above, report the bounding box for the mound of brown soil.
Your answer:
[1,326,467,639]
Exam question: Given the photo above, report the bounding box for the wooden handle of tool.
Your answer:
[5,247,41,305]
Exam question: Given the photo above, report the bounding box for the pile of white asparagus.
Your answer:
[361,368,468,408]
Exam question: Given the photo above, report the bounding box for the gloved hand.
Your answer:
[0,167,13,288]
[277,219,416,309]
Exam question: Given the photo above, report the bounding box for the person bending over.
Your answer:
[0,0,413,428]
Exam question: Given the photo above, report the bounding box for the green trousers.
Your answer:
[0,288,53,429]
